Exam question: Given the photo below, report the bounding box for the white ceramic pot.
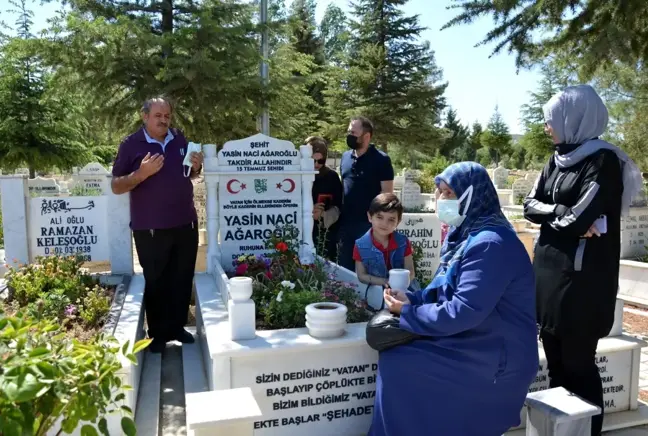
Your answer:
[305,302,347,339]
[229,276,253,302]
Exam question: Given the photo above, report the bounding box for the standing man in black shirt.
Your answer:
[338,116,394,271]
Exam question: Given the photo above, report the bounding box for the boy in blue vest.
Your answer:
[352,193,418,290]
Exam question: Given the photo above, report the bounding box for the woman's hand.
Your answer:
[583,223,601,238]
[384,287,410,315]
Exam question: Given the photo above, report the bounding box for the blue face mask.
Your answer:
[436,185,473,227]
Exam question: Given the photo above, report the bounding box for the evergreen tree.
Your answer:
[481,106,512,164]
[0,0,89,176]
[326,0,447,153]
[440,108,469,159]
[468,121,483,152]
[289,0,324,65]
[443,0,648,77]
[319,4,349,66]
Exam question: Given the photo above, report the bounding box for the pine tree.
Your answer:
[481,106,512,164]
[319,4,349,66]
[468,122,483,152]
[289,0,324,65]
[0,0,89,176]
[443,0,648,77]
[440,108,469,159]
[520,62,572,128]
[326,0,447,153]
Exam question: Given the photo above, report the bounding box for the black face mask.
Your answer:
[346,134,360,150]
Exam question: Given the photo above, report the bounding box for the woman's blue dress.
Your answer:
[369,227,539,436]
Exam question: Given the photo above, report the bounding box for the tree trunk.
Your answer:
[29,167,35,179]
[161,0,174,58]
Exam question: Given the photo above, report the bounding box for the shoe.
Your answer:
[148,338,166,354]
[171,329,195,344]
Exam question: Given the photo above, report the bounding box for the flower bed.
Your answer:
[3,256,115,341]
[0,255,149,435]
[228,226,371,330]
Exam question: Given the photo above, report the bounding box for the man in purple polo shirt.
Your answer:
[111,97,203,353]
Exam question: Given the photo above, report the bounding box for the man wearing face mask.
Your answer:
[111,96,203,354]
[338,116,394,271]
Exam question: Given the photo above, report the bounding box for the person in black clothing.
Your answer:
[307,136,343,260]
[524,85,643,436]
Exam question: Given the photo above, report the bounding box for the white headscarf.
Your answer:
[543,85,643,216]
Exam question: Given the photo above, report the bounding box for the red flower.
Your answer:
[265,271,273,279]
[275,242,289,252]
[235,263,249,275]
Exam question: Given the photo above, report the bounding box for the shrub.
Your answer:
[0,311,149,435]
[4,256,113,333]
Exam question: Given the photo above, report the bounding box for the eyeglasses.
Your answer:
[315,158,326,165]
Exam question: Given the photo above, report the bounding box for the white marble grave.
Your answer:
[512,178,534,205]
[70,162,110,194]
[397,213,441,282]
[493,165,509,189]
[28,176,61,196]
[621,207,648,259]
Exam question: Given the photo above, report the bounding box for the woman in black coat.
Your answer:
[307,137,343,261]
[524,85,643,436]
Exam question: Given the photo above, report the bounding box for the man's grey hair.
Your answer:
[142,96,173,114]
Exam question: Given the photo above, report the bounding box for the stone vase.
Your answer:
[305,302,347,339]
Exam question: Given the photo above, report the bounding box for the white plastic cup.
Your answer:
[388,268,410,292]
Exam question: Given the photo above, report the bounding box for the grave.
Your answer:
[28,176,61,196]
[397,214,441,282]
[621,207,648,259]
[493,165,509,189]
[512,178,534,205]
[193,181,207,244]
[0,174,146,435]
[400,172,425,209]
[70,162,111,194]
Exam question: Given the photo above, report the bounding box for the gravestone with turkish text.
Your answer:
[29,197,109,262]
[512,178,533,205]
[28,177,61,196]
[621,207,648,259]
[397,213,441,282]
[193,182,206,229]
[492,166,509,189]
[401,173,424,209]
[71,162,110,194]
[217,134,303,267]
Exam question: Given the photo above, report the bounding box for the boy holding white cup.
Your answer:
[352,193,418,291]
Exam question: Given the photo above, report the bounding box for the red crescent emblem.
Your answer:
[279,178,296,193]
[227,179,243,194]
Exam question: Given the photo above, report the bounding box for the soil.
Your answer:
[622,305,648,338]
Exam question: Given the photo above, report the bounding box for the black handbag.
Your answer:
[365,309,423,352]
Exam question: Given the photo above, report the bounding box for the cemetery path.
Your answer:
[159,344,187,436]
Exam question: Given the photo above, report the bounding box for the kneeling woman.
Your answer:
[369,162,539,436]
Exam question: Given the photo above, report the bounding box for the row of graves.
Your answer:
[1,135,648,434]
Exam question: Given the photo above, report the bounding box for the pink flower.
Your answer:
[235,263,249,275]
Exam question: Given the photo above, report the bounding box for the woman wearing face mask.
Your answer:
[369,162,538,436]
[307,136,343,260]
[524,85,643,436]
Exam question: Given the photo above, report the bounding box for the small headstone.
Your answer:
[70,162,110,194]
[621,207,648,259]
[397,214,441,283]
[28,177,61,196]
[493,165,509,189]
[525,171,540,182]
[512,178,534,205]
[194,182,206,229]
[393,175,405,191]
[217,133,303,266]
[401,172,424,209]
[630,189,647,208]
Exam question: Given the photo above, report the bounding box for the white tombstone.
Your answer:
[70,162,110,194]
[397,214,441,283]
[393,175,405,191]
[193,182,207,230]
[28,177,61,196]
[204,134,317,272]
[525,171,541,182]
[0,174,133,273]
[621,207,648,259]
[493,165,509,189]
[512,178,534,205]
[401,171,425,209]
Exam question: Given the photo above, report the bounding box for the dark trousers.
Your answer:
[133,222,198,341]
[540,331,603,436]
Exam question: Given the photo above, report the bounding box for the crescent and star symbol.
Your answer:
[226,179,246,194]
[276,178,296,193]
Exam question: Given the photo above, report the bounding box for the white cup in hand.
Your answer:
[388,269,410,292]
